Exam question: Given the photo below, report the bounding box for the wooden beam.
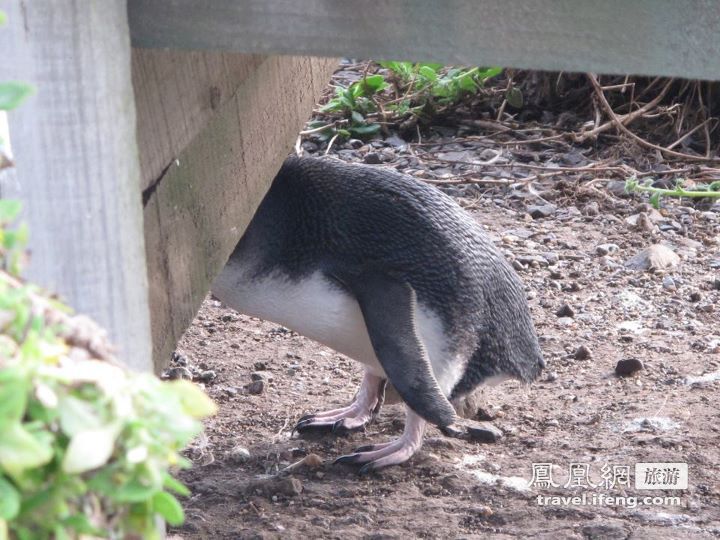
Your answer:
[0,0,152,371]
[128,0,720,81]
[137,53,337,368]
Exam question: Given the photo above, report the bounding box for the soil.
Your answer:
[167,67,720,540]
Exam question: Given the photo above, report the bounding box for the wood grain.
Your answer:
[140,55,338,368]
[0,0,152,371]
[128,0,720,81]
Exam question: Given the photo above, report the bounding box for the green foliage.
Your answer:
[625,177,720,208]
[0,82,34,112]
[309,62,504,142]
[319,75,387,138]
[0,203,217,539]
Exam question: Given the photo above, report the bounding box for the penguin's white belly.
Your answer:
[212,266,465,394]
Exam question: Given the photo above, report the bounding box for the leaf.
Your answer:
[58,395,102,436]
[418,66,438,83]
[0,422,53,474]
[62,425,119,473]
[0,370,28,422]
[113,478,158,503]
[349,123,381,137]
[151,491,185,526]
[0,82,35,111]
[506,86,524,108]
[360,74,388,94]
[0,10,7,26]
[649,191,661,209]
[0,200,21,223]
[0,477,20,520]
[477,66,503,82]
[350,110,364,124]
[168,379,217,418]
[163,472,190,497]
[458,74,478,92]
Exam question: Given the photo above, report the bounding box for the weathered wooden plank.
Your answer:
[141,55,338,368]
[0,0,152,371]
[132,50,265,189]
[128,0,720,81]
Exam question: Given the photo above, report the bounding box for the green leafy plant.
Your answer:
[379,61,502,106]
[318,74,388,138]
[0,200,217,540]
[625,177,720,208]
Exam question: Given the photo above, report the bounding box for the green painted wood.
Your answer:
[129,0,720,80]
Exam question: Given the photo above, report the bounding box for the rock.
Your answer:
[596,243,619,256]
[574,345,592,360]
[527,204,556,219]
[363,152,382,164]
[582,523,628,540]
[542,252,559,265]
[615,358,644,377]
[441,420,503,443]
[625,244,680,272]
[555,303,575,318]
[466,422,504,443]
[228,445,251,464]
[246,380,265,395]
[385,134,407,149]
[517,254,548,267]
[164,366,193,380]
[582,201,600,216]
[347,138,364,149]
[253,361,267,370]
[662,276,676,290]
[606,180,630,198]
[197,370,216,382]
[251,371,273,382]
[171,352,188,366]
[245,476,303,498]
[689,291,702,302]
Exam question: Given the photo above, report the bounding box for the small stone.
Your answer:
[253,361,267,370]
[247,380,265,395]
[466,422,503,443]
[347,138,364,149]
[197,370,216,382]
[544,371,558,382]
[689,291,702,302]
[164,367,193,380]
[228,445,251,464]
[542,252,559,265]
[556,303,575,318]
[615,358,644,377]
[596,243,619,256]
[363,152,382,164]
[512,260,524,271]
[574,345,592,360]
[625,244,680,272]
[251,371,272,382]
[276,477,303,497]
[171,352,188,366]
[662,276,676,290]
[582,201,600,216]
[582,523,628,540]
[527,204,556,219]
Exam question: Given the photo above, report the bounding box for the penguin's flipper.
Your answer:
[334,268,457,428]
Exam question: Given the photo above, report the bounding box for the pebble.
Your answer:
[582,201,600,216]
[581,523,628,540]
[527,204,557,219]
[574,344,592,360]
[253,361,267,370]
[542,252,559,265]
[171,352,188,366]
[247,380,265,395]
[363,152,382,164]
[555,303,575,318]
[197,370,216,382]
[615,358,644,377]
[689,291,702,302]
[625,244,680,272]
[662,276,676,290]
[466,422,504,443]
[596,243,619,256]
[164,366,193,380]
[251,371,273,382]
[228,445,251,464]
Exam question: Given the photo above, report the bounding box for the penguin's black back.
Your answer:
[235,156,544,394]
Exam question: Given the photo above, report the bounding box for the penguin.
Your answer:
[212,155,544,473]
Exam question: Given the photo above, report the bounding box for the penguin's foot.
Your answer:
[294,372,386,435]
[334,409,426,474]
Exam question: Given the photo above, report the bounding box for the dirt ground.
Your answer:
[167,69,720,539]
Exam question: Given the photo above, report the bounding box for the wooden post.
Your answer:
[0,0,152,371]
